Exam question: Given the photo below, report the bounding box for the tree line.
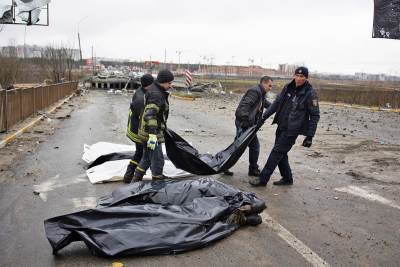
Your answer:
[0,41,79,89]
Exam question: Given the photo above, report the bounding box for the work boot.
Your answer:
[123,163,137,183]
[273,178,293,186]
[239,202,266,215]
[245,214,263,226]
[152,174,170,180]
[248,168,261,177]
[223,170,234,176]
[249,178,267,187]
[131,171,144,183]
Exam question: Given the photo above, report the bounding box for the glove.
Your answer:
[147,134,157,150]
[302,136,313,148]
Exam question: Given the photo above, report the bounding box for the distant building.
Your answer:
[0,45,80,61]
[278,64,299,77]
[354,72,400,81]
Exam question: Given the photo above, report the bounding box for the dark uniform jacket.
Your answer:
[263,80,320,137]
[138,82,169,143]
[126,87,145,143]
[235,84,270,128]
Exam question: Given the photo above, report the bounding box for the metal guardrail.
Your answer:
[0,82,77,132]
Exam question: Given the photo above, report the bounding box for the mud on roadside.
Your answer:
[0,93,89,182]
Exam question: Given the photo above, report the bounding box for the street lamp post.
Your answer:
[77,16,88,66]
[176,50,182,71]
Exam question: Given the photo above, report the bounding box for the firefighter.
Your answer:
[132,69,174,182]
[123,74,154,183]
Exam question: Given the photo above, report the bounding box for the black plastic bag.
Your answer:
[164,117,267,175]
[44,178,266,257]
[89,117,266,175]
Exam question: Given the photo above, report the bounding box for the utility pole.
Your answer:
[164,48,167,66]
[210,57,215,75]
[248,58,254,77]
[176,50,182,71]
[231,56,235,76]
[78,32,82,64]
[91,45,94,75]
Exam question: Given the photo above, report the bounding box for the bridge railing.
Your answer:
[0,82,78,132]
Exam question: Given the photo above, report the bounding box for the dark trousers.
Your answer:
[259,129,298,183]
[131,142,144,165]
[136,144,164,177]
[235,119,260,170]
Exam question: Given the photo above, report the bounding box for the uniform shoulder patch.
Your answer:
[312,99,319,107]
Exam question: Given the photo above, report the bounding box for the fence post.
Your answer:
[5,90,7,131]
[19,89,23,122]
[33,87,36,114]
[334,89,337,104]
[0,90,6,132]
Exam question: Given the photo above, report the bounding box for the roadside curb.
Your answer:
[0,93,75,149]
[319,102,400,113]
[170,94,196,101]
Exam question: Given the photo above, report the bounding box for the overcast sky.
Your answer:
[1,0,399,75]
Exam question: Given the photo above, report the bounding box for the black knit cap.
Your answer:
[156,69,174,83]
[294,66,309,78]
[140,74,154,87]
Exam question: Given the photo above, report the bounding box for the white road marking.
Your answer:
[33,174,87,202]
[33,173,87,193]
[38,192,47,202]
[71,197,97,209]
[261,211,332,267]
[335,185,400,210]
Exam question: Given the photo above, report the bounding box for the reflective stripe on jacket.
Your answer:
[138,82,169,143]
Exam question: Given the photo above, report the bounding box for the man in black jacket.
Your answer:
[123,74,154,183]
[224,76,273,176]
[132,69,173,182]
[250,67,320,187]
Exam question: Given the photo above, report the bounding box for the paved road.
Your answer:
[1,90,399,266]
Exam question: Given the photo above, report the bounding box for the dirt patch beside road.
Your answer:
[179,92,400,187]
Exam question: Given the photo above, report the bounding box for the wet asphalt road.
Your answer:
[0,90,399,267]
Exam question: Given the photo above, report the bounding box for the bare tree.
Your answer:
[41,43,75,83]
[0,39,21,88]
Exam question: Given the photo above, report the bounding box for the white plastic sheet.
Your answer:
[83,142,192,184]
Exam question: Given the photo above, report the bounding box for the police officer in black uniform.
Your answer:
[250,66,320,187]
[123,74,154,183]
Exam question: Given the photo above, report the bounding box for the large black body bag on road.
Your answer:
[44,178,266,257]
[373,0,400,40]
[165,118,266,175]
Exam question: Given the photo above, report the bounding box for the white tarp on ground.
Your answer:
[82,142,192,184]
